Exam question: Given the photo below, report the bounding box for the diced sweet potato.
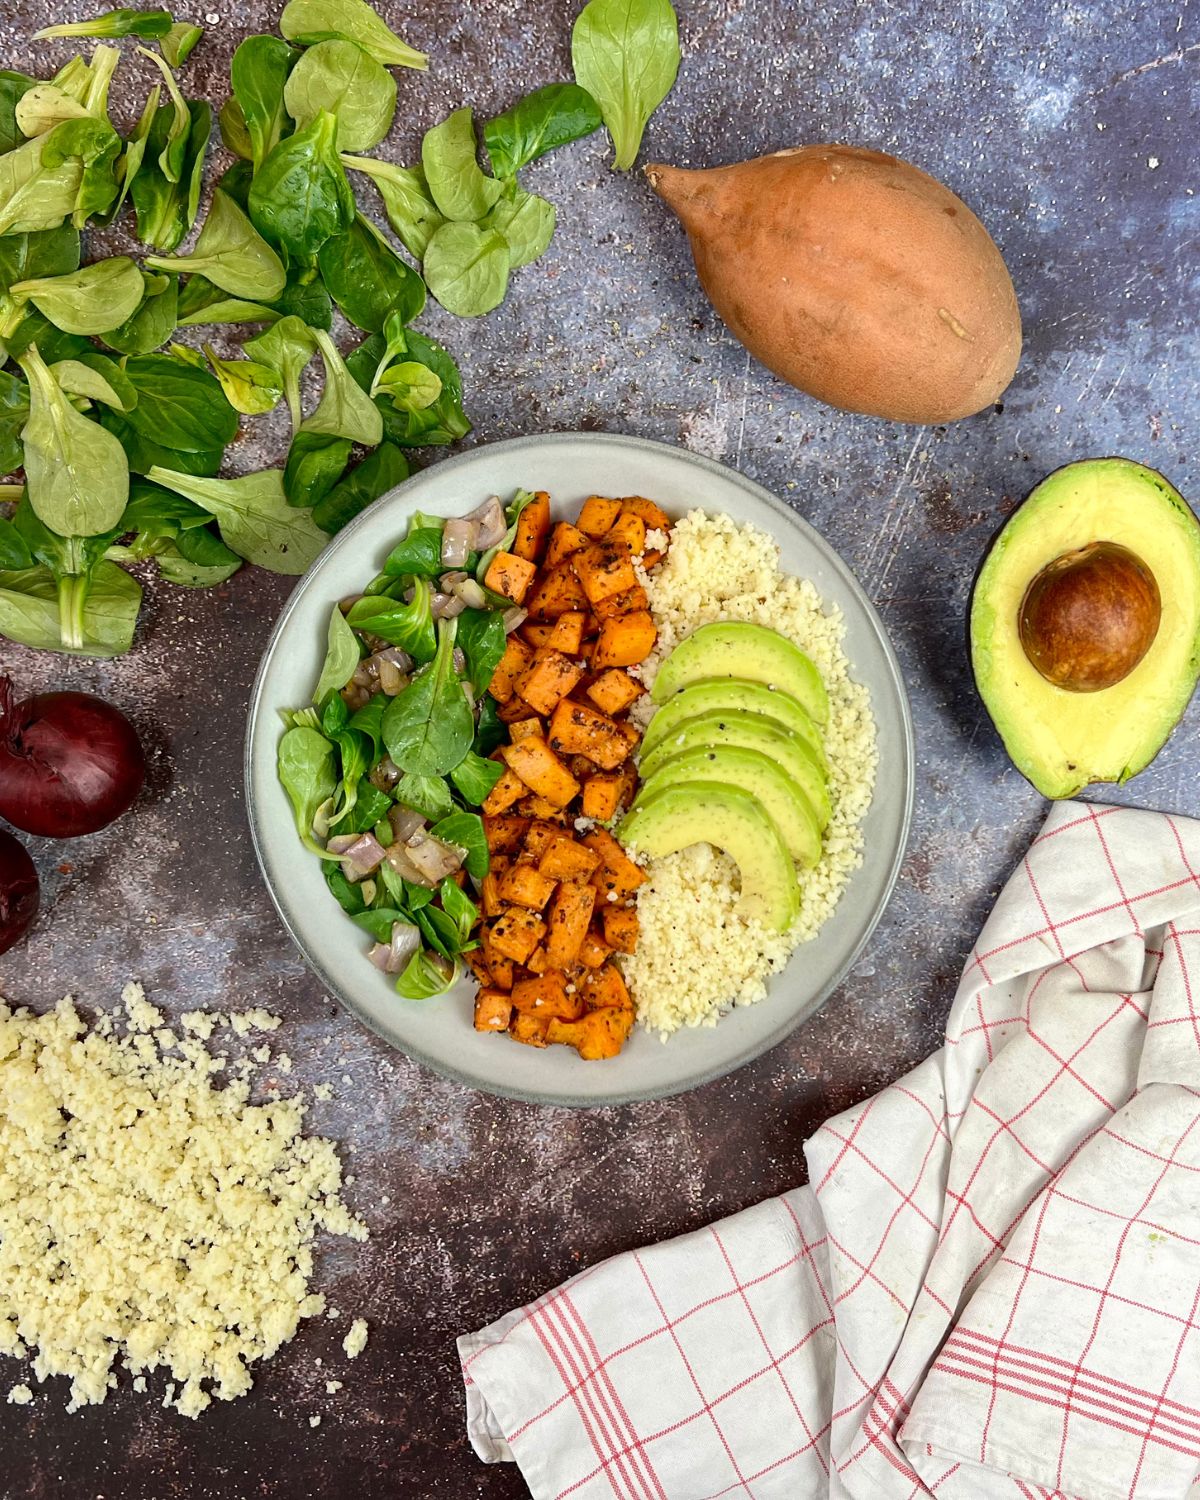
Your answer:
[483,814,530,855]
[547,699,630,771]
[593,611,656,669]
[510,1011,549,1047]
[547,611,586,655]
[465,950,492,986]
[526,564,589,620]
[507,716,544,741]
[522,820,564,861]
[602,904,639,955]
[573,542,638,607]
[516,649,584,717]
[583,961,632,1012]
[501,736,580,809]
[546,1006,633,1059]
[587,669,643,717]
[538,834,602,882]
[512,970,584,1022]
[578,928,612,969]
[513,491,551,562]
[614,759,638,810]
[584,828,647,899]
[474,988,513,1032]
[489,635,533,704]
[525,945,549,975]
[544,881,596,969]
[581,773,622,823]
[641,546,667,570]
[499,863,556,911]
[518,796,571,822]
[481,766,526,816]
[577,496,623,538]
[608,511,646,555]
[544,521,589,568]
[594,583,649,620]
[620,496,672,533]
[480,872,504,917]
[488,907,546,964]
[484,550,537,605]
[481,942,515,991]
[520,621,557,649]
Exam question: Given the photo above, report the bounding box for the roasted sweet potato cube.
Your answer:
[489,635,533,704]
[465,950,492,986]
[594,583,649,621]
[546,1005,634,1060]
[510,1011,549,1047]
[508,716,544,742]
[474,988,513,1033]
[614,759,638,810]
[512,969,584,1021]
[608,511,646,555]
[483,814,530,855]
[544,881,596,969]
[544,521,589,568]
[615,721,640,751]
[488,907,546,964]
[547,699,630,771]
[516,648,584,717]
[567,753,600,780]
[547,611,586,655]
[522,820,565,861]
[593,611,656,669]
[578,928,612,969]
[587,669,643,717]
[525,946,549,975]
[501,736,580,809]
[484,550,538,605]
[619,496,672,533]
[602,904,639,955]
[518,796,570,822]
[520,620,557,649]
[481,766,526,816]
[480,872,504,918]
[481,941,515,991]
[573,542,638,607]
[577,496,623,538]
[538,834,602,883]
[641,547,667,570]
[513,491,551,562]
[583,961,633,1011]
[499,863,556,911]
[581,773,622,823]
[526,564,589,620]
[584,828,647,899]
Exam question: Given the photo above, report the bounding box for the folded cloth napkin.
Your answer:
[459,802,1200,1500]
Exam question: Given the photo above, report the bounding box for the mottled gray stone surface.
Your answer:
[1,0,1198,1494]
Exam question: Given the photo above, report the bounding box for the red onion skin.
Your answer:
[0,677,146,839]
[0,827,39,955]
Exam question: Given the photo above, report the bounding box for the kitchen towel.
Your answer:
[458,801,1200,1500]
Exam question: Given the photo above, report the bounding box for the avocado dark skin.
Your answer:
[1019,541,1162,693]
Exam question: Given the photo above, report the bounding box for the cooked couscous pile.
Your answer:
[0,983,366,1416]
[624,510,878,1035]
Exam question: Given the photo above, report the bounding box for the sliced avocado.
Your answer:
[638,744,821,866]
[640,677,826,768]
[618,781,799,931]
[637,708,830,831]
[651,621,829,726]
[971,458,1200,798]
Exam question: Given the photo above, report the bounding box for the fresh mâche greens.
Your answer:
[276,491,531,999]
[0,0,680,661]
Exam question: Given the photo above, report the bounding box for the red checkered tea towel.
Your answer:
[458,803,1200,1500]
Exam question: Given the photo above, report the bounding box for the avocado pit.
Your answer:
[1019,541,1161,693]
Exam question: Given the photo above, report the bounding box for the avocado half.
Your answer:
[970,457,1200,798]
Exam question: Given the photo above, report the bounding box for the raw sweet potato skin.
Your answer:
[646,146,1021,424]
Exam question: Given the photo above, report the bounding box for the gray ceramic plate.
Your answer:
[245,433,913,1106]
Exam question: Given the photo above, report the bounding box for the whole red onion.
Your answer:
[0,675,146,839]
[0,827,38,954]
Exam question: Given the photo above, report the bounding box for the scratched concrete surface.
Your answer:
[1,0,1198,1494]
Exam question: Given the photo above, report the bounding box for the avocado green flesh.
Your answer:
[637,744,821,866]
[637,708,830,831]
[971,458,1200,798]
[651,621,828,726]
[619,782,800,932]
[640,676,826,768]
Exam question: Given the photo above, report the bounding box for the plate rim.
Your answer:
[244,431,915,1107]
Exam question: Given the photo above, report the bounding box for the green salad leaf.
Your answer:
[283,37,396,152]
[317,214,424,333]
[160,21,203,68]
[314,601,360,703]
[11,255,144,335]
[245,314,316,433]
[249,108,354,263]
[99,270,178,355]
[278,724,338,856]
[312,440,408,534]
[340,155,444,260]
[382,616,474,778]
[279,0,427,71]
[145,188,286,300]
[34,8,173,41]
[422,221,509,317]
[484,82,603,178]
[421,107,502,223]
[283,429,351,507]
[347,576,435,661]
[146,465,328,573]
[230,33,295,172]
[203,345,283,415]
[303,327,383,446]
[484,183,555,269]
[0,559,141,657]
[571,0,680,171]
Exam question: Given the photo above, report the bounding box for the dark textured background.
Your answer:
[2,1,1198,1494]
